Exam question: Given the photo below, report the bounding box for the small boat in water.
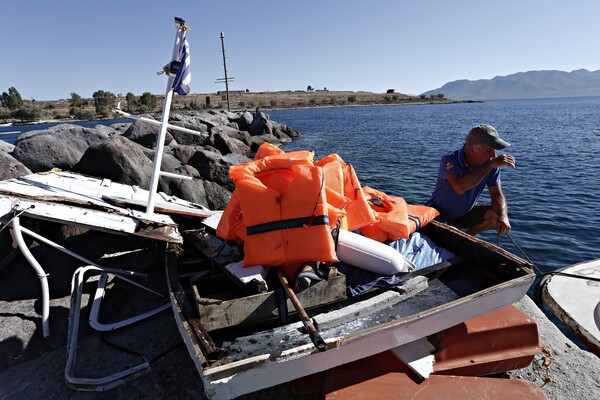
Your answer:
[539,259,600,356]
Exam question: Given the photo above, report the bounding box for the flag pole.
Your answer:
[146,18,189,214]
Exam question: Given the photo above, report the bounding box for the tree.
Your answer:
[139,92,156,110]
[69,92,86,108]
[69,106,94,120]
[125,92,137,112]
[0,107,10,122]
[307,85,314,91]
[92,90,116,116]
[13,106,41,122]
[1,87,24,110]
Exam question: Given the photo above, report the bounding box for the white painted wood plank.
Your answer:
[390,338,436,379]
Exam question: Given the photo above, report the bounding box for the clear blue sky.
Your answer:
[2,0,600,100]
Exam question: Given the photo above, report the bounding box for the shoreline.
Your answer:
[2,99,475,128]
[1,90,459,126]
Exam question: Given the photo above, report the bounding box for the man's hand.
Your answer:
[496,214,511,234]
[491,154,516,169]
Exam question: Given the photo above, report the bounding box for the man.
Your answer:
[426,124,516,236]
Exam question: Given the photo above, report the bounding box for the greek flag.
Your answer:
[172,31,191,95]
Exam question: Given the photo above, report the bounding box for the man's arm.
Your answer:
[446,154,516,195]
[489,185,511,233]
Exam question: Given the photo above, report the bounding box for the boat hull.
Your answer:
[541,259,600,356]
[167,221,536,400]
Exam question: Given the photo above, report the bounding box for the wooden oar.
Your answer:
[276,269,327,352]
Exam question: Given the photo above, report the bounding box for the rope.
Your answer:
[498,231,543,275]
[498,231,600,282]
[540,347,553,387]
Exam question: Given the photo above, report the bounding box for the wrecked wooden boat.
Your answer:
[166,217,535,400]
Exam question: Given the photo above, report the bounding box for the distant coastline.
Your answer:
[1,90,455,126]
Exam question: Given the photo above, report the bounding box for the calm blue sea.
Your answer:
[269,97,600,275]
[2,99,600,274]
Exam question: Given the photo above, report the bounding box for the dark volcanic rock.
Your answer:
[215,125,253,147]
[0,150,31,180]
[109,122,133,133]
[170,144,208,165]
[209,130,251,155]
[73,135,153,188]
[168,175,209,207]
[167,119,210,146]
[250,133,283,152]
[247,112,271,136]
[203,180,232,210]
[187,150,251,191]
[3,111,299,206]
[0,141,14,154]
[11,124,112,172]
[236,111,254,131]
[123,119,174,149]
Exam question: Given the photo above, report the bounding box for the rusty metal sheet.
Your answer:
[322,372,548,399]
[434,304,542,376]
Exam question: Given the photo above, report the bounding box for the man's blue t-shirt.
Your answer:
[426,148,501,219]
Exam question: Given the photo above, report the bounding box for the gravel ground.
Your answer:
[1,235,599,400]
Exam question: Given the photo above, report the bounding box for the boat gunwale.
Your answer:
[541,258,600,354]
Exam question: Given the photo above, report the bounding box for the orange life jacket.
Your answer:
[215,190,246,243]
[315,154,378,231]
[253,141,284,160]
[217,145,340,279]
[360,186,439,242]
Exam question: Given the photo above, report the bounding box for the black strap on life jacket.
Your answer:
[246,215,330,236]
[408,214,421,230]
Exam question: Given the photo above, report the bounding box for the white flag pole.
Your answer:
[146,18,187,214]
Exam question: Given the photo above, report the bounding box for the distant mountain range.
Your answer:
[422,69,600,101]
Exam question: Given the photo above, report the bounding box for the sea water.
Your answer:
[3,99,600,273]
[270,97,600,274]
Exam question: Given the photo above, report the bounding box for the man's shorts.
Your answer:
[436,205,490,229]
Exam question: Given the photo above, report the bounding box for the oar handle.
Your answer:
[277,269,327,352]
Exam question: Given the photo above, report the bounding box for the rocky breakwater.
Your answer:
[0,110,301,399]
[2,109,299,210]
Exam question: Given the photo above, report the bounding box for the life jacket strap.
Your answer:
[246,215,330,236]
[408,214,421,230]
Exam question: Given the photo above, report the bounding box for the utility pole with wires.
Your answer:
[216,31,235,111]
